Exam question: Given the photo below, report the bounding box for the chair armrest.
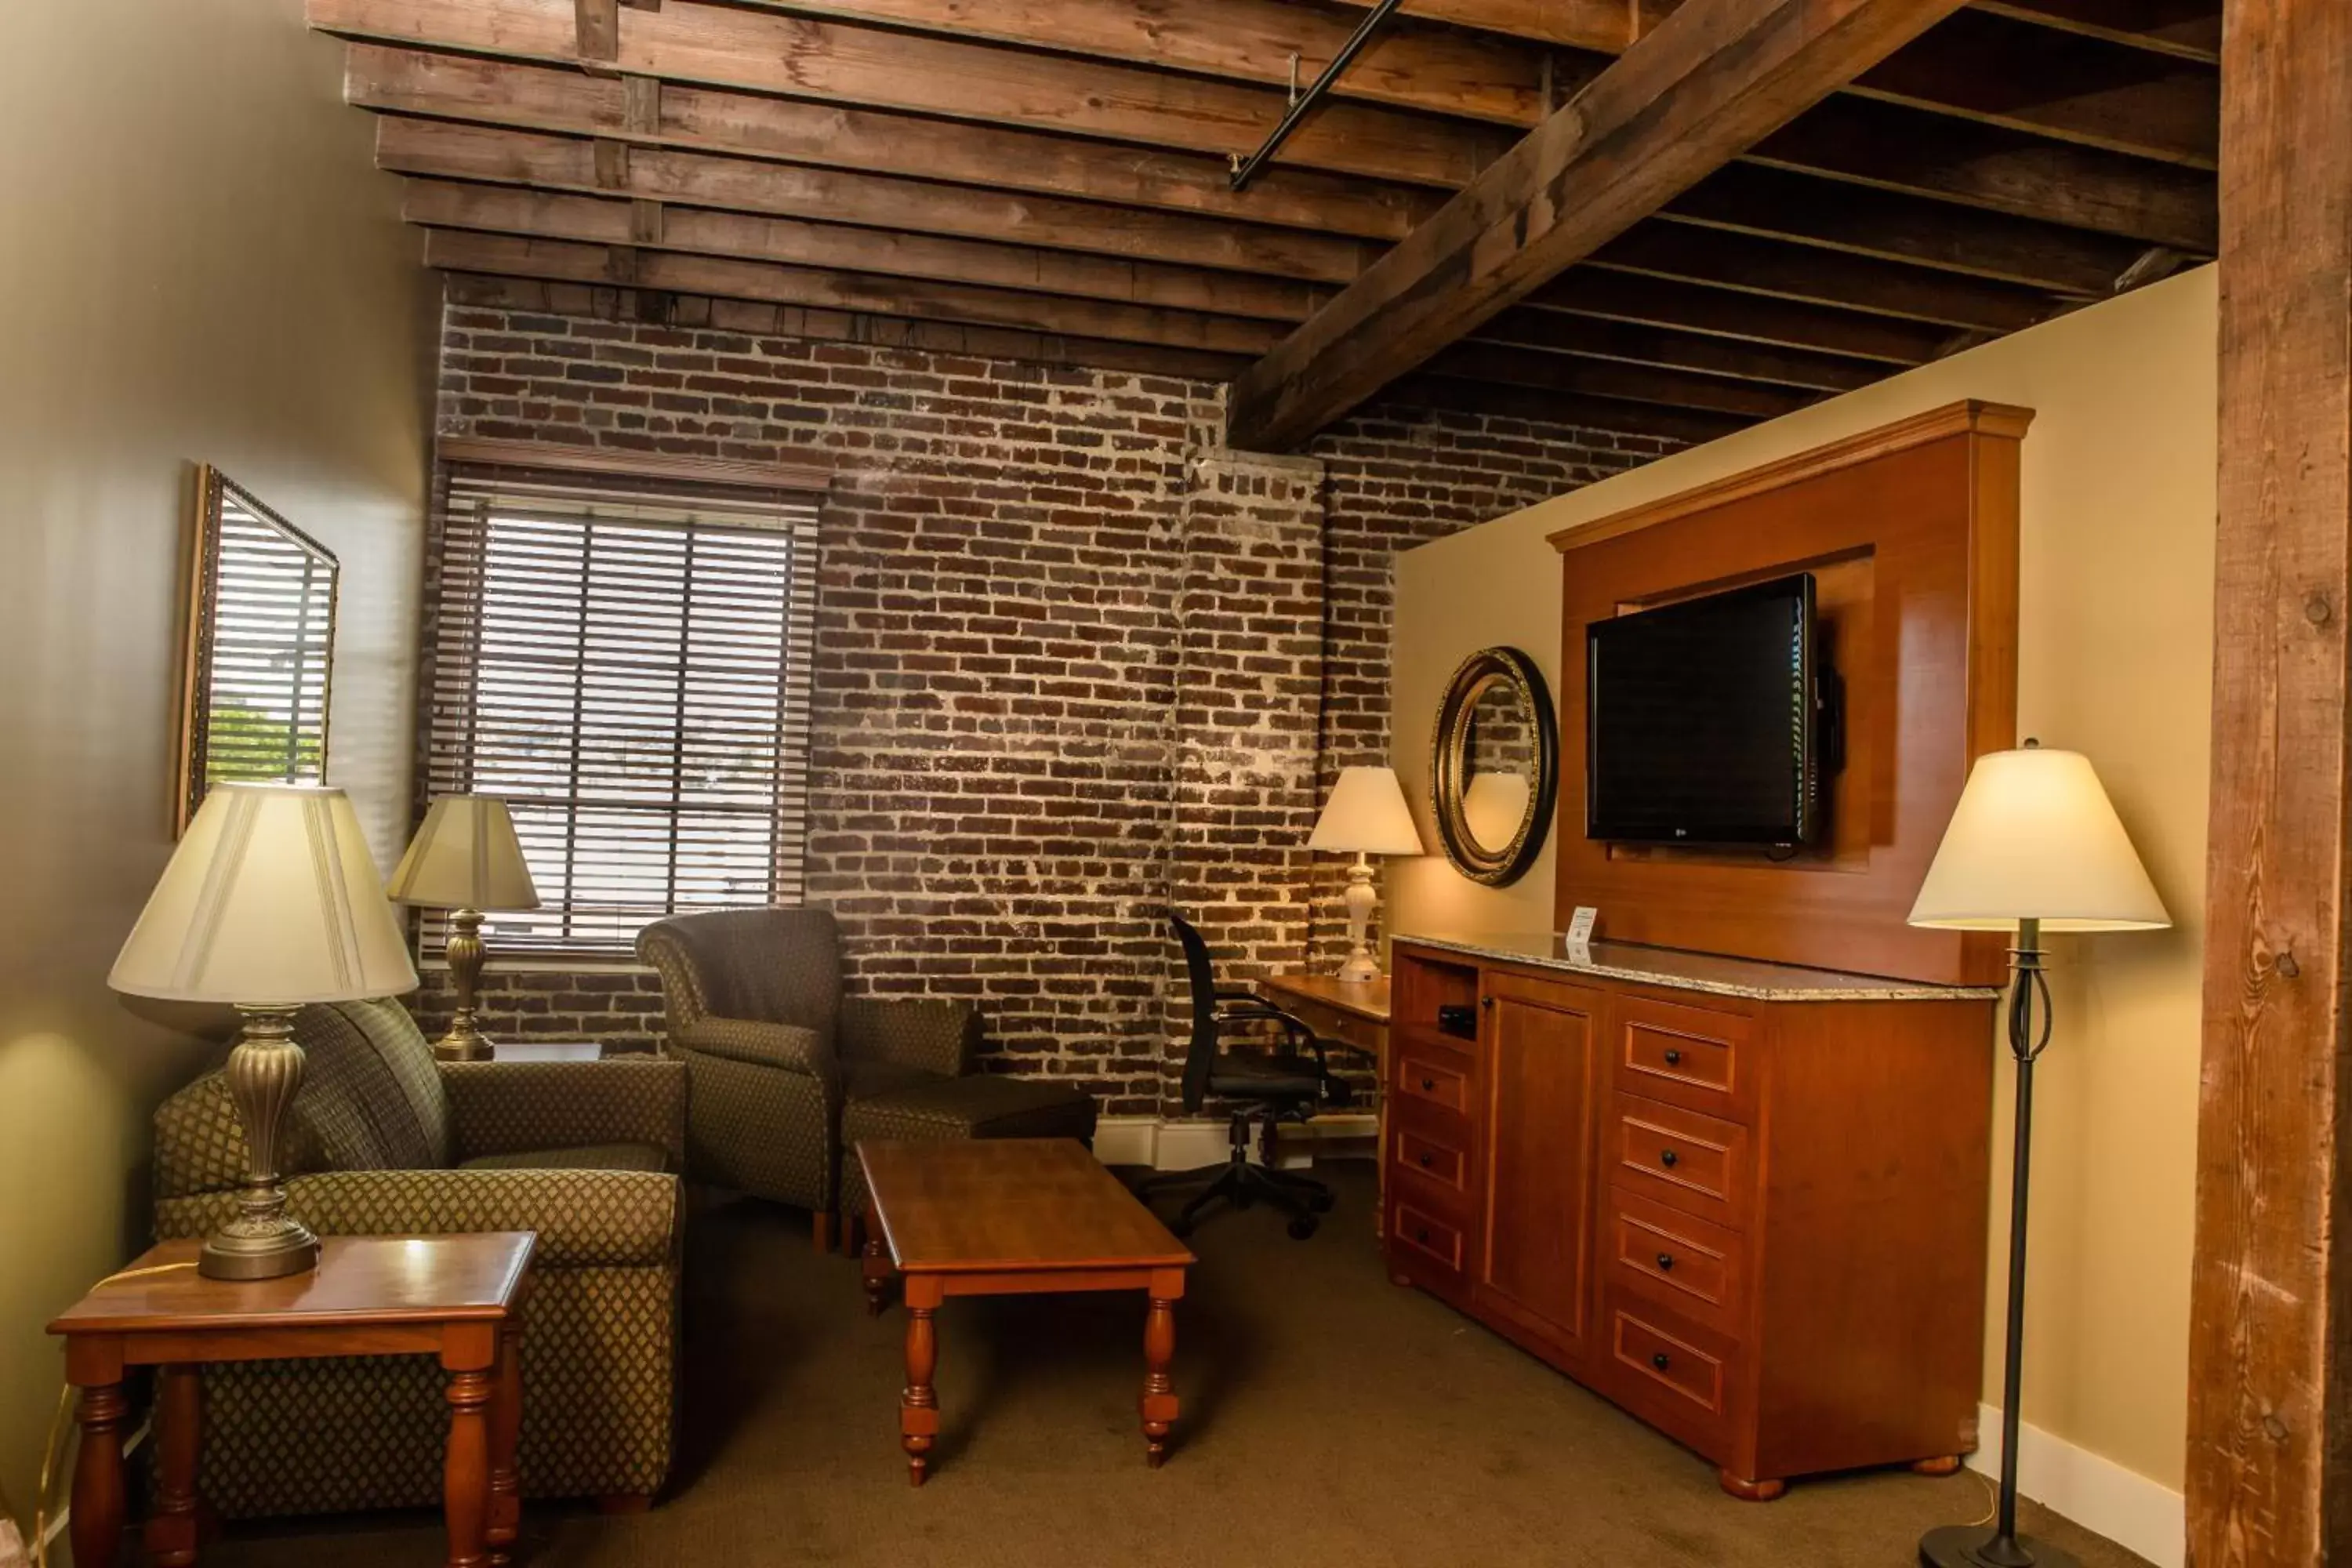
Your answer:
[154,1167,681,1269]
[675,1017,833,1078]
[840,996,978,1078]
[440,1058,687,1168]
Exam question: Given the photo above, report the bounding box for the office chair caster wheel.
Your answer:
[1287,1217,1319,1241]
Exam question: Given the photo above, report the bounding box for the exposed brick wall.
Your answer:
[411,967,666,1057]
[427,288,1665,1114]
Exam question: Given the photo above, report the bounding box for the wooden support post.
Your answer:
[2187,0,2352,1563]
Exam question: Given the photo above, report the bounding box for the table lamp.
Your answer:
[387,795,542,1062]
[1908,741,2168,1568]
[1308,765,1424,984]
[109,784,419,1279]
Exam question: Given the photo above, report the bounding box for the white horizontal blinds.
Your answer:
[201,486,334,793]
[427,466,820,954]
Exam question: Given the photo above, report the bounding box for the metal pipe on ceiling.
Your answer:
[1229,0,1408,192]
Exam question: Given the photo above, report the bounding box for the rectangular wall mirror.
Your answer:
[175,465,339,832]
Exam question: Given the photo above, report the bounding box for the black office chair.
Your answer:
[1136,910,1352,1240]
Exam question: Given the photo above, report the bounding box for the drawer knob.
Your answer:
[1659,1149,1680,1169]
[1418,1152,1434,1167]
[1416,1228,1430,1244]
[1420,1076,1436,1091]
[1652,1352,1671,1372]
[1481,996,1494,1009]
[1656,1252,1675,1272]
[1662,1047,1682,1065]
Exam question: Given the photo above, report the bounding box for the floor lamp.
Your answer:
[1908,742,2169,1568]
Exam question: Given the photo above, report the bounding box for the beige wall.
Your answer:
[0,0,435,1522]
[1391,268,2216,1495]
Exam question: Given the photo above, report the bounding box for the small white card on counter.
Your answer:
[1565,906,1598,960]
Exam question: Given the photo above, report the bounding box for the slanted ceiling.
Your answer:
[309,0,2220,448]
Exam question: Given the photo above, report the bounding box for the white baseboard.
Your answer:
[1092,1114,1378,1172]
[1968,1404,2183,1568]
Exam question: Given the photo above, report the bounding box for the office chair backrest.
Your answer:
[1167,909,1221,1113]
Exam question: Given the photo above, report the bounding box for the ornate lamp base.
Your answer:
[201,1005,321,1282]
[1338,853,1382,984]
[434,906,496,1062]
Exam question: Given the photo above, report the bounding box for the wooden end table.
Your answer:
[49,1233,536,1568]
[856,1138,1196,1486]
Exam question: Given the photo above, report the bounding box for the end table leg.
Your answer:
[144,1366,203,1567]
[71,1382,129,1568]
[487,1319,524,1564]
[862,1236,892,1317]
[1141,1294,1179,1468]
[900,1291,939,1486]
[444,1366,495,1568]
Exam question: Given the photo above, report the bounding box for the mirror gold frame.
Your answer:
[1431,645,1559,887]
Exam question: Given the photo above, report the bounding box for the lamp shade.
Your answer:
[110,783,419,1004]
[387,795,542,912]
[1462,770,1532,848]
[1909,746,2169,931]
[1308,766,1424,856]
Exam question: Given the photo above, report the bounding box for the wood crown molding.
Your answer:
[435,436,834,494]
[1549,398,2035,552]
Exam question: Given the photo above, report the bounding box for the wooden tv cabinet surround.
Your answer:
[1385,935,1996,1500]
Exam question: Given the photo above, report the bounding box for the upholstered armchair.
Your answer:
[636,906,978,1244]
[151,997,685,1519]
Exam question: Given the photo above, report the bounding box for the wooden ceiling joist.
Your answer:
[376,118,1376,286]
[1589,227,2059,332]
[1225,0,1980,449]
[1475,309,1887,391]
[401,180,1330,324]
[1526,270,1953,365]
[423,230,1289,355]
[1386,375,1757,445]
[1426,342,1817,419]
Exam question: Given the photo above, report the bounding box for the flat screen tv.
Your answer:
[1584,572,1828,848]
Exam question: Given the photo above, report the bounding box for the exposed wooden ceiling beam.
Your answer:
[1526,269,1953,364]
[1385,373,1756,445]
[376,118,1374,287]
[403,180,1329,325]
[1475,307,1886,390]
[1226,0,1976,449]
[309,0,1515,188]
[1426,341,1817,418]
[423,230,1290,354]
[1967,0,2217,61]
[1662,165,2150,294]
[444,269,1256,381]
[1591,226,2060,330]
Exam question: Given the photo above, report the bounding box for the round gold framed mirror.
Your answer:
[1431,646,1558,887]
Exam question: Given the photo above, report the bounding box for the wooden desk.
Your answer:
[1257,972,1391,1231]
[49,1234,535,1568]
[856,1138,1196,1485]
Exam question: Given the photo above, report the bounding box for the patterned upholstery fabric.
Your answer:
[839,1077,1099,1221]
[149,996,684,1518]
[637,906,988,1218]
[441,1058,687,1168]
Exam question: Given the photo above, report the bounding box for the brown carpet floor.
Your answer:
[212,1165,2151,1568]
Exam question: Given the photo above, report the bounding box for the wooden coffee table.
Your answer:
[49,1233,535,1568]
[857,1138,1196,1486]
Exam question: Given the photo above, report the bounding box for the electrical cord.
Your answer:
[31,1260,198,1568]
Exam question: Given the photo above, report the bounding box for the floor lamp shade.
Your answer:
[387,795,541,913]
[110,783,418,1004]
[1907,744,2165,1568]
[109,783,416,1280]
[1910,746,2169,931]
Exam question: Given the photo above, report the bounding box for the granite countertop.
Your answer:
[1392,931,2001,1004]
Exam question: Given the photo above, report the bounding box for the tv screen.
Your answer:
[1585,573,1821,847]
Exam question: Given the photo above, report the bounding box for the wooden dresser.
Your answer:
[1386,934,1997,1500]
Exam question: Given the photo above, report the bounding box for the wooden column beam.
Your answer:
[2188,0,2352,1563]
[1226,0,1975,450]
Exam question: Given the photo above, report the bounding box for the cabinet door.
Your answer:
[1473,973,1605,1363]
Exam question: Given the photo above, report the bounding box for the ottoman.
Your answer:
[840,1075,1099,1238]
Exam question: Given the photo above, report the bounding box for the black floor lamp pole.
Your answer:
[1922,917,2075,1568]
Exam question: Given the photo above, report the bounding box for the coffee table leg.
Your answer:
[1141,1267,1185,1468]
[71,1381,129,1568]
[900,1276,943,1486]
[444,1356,495,1568]
[146,1365,203,1566]
[862,1236,893,1316]
[487,1318,524,1564]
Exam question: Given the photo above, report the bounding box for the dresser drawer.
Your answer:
[1607,1295,1737,1450]
[1390,1199,1468,1275]
[1607,1189,1746,1338]
[1391,1121,1471,1205]
[1276,992,1386,1055]
[1394,1040,1475,1118]
[1610,1092,1752,1229]
[1614,996,1754,1121]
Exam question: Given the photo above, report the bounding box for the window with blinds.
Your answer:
[423,463,820,954]
[178,467,339,829]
